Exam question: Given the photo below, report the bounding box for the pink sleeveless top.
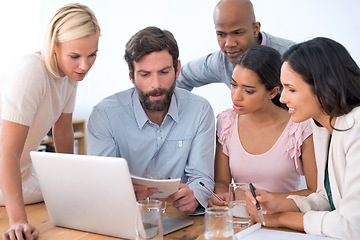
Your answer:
[217,109,312,193]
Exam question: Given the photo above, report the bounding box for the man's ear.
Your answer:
[175,60,181,79]
[129,71,134,83]
[253,21,261,38]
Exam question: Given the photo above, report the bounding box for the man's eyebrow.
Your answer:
[159,66,172,71]
[137,69,150,73]
[137,66,172,73]
[216,28,246,33]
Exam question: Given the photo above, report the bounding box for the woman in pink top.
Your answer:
[209,45,317,206]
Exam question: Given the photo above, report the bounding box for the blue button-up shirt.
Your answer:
[88,87,215,209]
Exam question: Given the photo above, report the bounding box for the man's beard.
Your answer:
[136,80,176,112]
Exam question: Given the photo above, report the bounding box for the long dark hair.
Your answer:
[282,37,360,129]
[235,45,286,109]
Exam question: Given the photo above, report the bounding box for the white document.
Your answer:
[234,226,338,240]
[131,175,181,198]
[233,223,261,239]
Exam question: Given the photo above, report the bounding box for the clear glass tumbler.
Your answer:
[136,199,163,240]
[228,183,251,229]
[204,206,233,240]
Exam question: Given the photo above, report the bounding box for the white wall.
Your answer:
[0,0,359,121]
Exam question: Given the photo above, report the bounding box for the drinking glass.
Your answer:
[204,206,233,240]
[136,199,163,240]
[228,183,251,228]
[146,174,167,213]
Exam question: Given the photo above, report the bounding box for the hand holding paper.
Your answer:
[131,175,181,198]
[167,183,199,213]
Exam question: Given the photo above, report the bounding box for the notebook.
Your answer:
[234,223,337,240]
[30,151,193,239]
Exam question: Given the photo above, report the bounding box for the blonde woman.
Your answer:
[0,3,100,239]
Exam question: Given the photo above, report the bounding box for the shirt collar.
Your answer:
[167,92,179,123]
[132,88,179,129]
[259,31,267,46]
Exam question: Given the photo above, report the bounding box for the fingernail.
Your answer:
[252,200,256,205]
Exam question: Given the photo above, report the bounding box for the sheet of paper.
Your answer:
[131,175,181,198]
[238,228,338,240]
[233,223,261,239]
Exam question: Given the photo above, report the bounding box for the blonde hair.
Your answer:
[42,3,100,78]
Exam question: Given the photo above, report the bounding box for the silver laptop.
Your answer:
[30,151,193,239]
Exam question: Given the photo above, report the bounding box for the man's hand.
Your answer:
[133,184,158,200]
[166,184,199,213]
[3,222,39,240]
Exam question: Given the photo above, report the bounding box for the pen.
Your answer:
[199,181,224,202]
[249,183,266,226]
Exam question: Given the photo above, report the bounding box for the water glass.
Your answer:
[146,174,167,213]
[136,200,163,240]
[204,206,234,240]
[228,183,251,228]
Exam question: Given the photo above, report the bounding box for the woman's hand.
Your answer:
[208,192,228,207]
[3,222,39,240]
[245,188,281,216]
[245,188,301,219]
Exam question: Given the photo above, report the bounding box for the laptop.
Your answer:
[30,151,193,239]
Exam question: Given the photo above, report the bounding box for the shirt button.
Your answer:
[157,136,161,140]
[178,140,183,148]
[157,130,161,133]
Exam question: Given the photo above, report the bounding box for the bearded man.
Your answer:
[88,26,215,214]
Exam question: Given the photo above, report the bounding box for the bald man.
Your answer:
[176,0,295,91]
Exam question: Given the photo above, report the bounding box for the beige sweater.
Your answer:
[0,53,78,181]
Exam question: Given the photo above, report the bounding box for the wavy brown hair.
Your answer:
[124,26,179,80]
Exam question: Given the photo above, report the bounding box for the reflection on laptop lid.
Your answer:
[30,151,193,239]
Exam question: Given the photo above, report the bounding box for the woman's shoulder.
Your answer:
[285,119,313,175]
[287,118,312,137]
[20,52,44,66]
[15,53,47,77]
[4,53,53,100]
[337,106,360,128]
[216,109,237,126]
[216,109,237,144]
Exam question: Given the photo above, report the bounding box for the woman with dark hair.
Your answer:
[209,45,317,208]
[246,38,360,239]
